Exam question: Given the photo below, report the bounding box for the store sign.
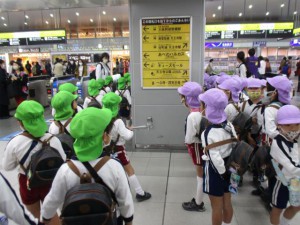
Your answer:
[141,17,191,89]
[253,41,267,47]
[205,42,233,48]
[290,39,300,47]
[18,48,40,53]
[0,30,66,46]
[294,28,300,37]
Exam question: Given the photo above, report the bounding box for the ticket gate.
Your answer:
[50,75,79,97]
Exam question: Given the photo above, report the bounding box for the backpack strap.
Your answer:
[241,101,247,112]
[268,105,280,110]
[67,160,81,177]
[204,138,238,152]
[19,139,39,172]
[232,103,241,113]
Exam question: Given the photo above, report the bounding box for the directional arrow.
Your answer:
[183,70,188,75]
[143,26,149,32]
[144,62,150,68]
[151,72,155,76]
[183,43,188,48]
[143,36,149,42]
[143,53,150,59]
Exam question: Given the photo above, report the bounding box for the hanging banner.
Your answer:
[141,17,191,89]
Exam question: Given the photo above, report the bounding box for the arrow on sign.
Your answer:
[183,43,188,48]
[151,72,155,76]
[143,36,149,41]
[183,70,188,75]
[143,26,149,32]
[144,62,150,68]
[143,53,150,59]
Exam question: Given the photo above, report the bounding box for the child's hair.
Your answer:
[266,83,279,102]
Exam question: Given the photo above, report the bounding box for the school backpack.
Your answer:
[118,90,130,118]
[61,157,117,225]
[203,125,254,176]
[88,96,102,109]
[231,102,252,141]
[19,133,64,189]
[54,119,75,159]
[281,64,289,75]
[196,116,210,141]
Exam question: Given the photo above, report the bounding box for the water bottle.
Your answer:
[229,167,240,195]
[0,216,8,225]
[289,178,300,207]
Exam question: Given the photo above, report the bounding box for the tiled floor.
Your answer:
[1,143,300,225]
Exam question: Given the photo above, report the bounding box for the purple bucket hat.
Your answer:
[198,88,228,124]
[218,78,240,103]
[267,76,292,104]
[216,74,231,85]
[277,105,300,125]
[247,78,264,88]
[178,82,202,97]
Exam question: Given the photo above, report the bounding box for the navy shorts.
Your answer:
[203,160,230,197]
[270,177,289,209]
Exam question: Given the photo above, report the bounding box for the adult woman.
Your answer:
[75,59,87,78]
[12,61,28,105]
[96,52,111,80]
[236,51,247,78]
[0,59,11,119]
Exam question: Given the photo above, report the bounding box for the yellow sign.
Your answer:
[294,27,300,36]
[0,30,66,39]
[141,17,191,88]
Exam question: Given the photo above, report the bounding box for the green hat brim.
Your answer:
[53,94,78,121]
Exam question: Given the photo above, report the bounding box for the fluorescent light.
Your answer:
[45,21,49,24]
[212,14,216,18]
[67,19,71,24]
[218,6,222,10]
[249,5,253,9]
[281,4,285,8]
[1,17,5,20]
[76,12,79,16]
[102,11,106,15]
[266,11,270,16]
[24,22,28,25]
[90,18,94,22]
[239,12,243,17]
[98,44,103,49]
[50,13,54,17]
[25,15,29,19]
[113,17,117,21]
[294,11,298,15]
[3,23,7,27]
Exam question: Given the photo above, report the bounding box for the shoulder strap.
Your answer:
[241,101,247,112]
[268,105,280,110]
[67,160,81,177]
[19,140,38,171]
[54,121,64,134]
[204,138,238,152]
[232,103,241,113]
[93,156,111,172]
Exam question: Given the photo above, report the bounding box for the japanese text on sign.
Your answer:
[141,17,191,88]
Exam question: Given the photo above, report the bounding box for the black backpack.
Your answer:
[118,90,130,118]
[54,119,75,159]
[88,96,102,109]
[61,157,117,225]
[19,133,64,189]
[231,102,252,141]
[196,116,210,141]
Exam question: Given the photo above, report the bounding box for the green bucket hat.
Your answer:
[52,91,78,121]
[102,92,122,117]
[96,79,105,89]
[88,79,101,96]
[124,73,131,86]
[70,108,112,162]
[104,76,113,86]
[118,77,126,90]
[58,83,78,94]
[15,100,48,138]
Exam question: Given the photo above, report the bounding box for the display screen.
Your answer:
[267,29,293,38]
[205,31,222,40]
[238,30,266,39]
[294,28,300,37]
[0,30,66,46]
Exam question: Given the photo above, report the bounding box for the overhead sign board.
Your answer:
[205,42,233,48]
[294,28,300,37]
[141,17,191,89]
[0,30,66,46]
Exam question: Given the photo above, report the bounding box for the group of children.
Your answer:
[179,73,300,225]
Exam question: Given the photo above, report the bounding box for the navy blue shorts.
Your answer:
[270,177,289,209]
[203,160,230,197]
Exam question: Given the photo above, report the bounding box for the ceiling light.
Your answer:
[102,11,106,15]
[212,14,216,18]
[45,21,49,24]
[25,15,29,19]
[294,11,298,15]
[218,6,222,10]
[266,11,270,16]
[67,19,71,24]
[239,12,243,17]
[24,22,28,25]
[281,4,285,8]
[113,17,117,21]
[76,12,79,16]
[249,5,253,9]
[90,18,93,22]
[50,13,54,17]
[1,17,5,20]
[3,23,7,27]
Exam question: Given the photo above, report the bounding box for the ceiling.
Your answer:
[0,0,299,34]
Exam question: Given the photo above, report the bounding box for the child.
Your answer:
[104,76,113,93]
[177,82,206,212]
[269,105,300,225]
[41,107,134,225]
[2,100,66,224]
[83,79,102,108]
[102,92,151,202]
[199,88,238,225]
[49,91,78,135]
